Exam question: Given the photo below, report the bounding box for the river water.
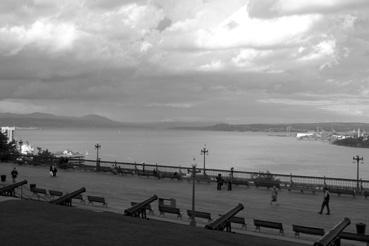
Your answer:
[15,128,369,179]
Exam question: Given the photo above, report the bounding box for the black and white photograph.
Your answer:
[1,0,369,245]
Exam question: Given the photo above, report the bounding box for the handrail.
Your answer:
[314,217,351,246]
[49,187,86,206]
[124,195,158,219]
[16,154,369,190]
[205,203,244,232]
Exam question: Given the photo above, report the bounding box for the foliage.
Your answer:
[0,131,19,162]
[333,137,369,148]
[30,147,56,166]
[57,157,70,169]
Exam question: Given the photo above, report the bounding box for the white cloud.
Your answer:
[198,60,224,71]
[232,48,272,67]
[196,5,321,49]
[0,19,77,54]
[249,0,369,17]
[299,39,336,61]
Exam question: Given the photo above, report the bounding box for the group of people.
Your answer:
[216,168,234,191]
[216,173,233,191]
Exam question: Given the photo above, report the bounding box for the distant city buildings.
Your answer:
[1,126,15,143]
[296,128,367,141]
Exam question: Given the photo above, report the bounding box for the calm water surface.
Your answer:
[16,128,369,179]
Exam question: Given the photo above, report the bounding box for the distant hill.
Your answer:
[0,112,217,129]
[176,122,369,133]
[0,112,125,128]
[2,112,369,132]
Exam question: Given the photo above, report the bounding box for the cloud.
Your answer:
[248,0,369,18]
[196,5,321,49]
[0,0,368,123]
[198,60,224,71]
[146,103,194,109]
[0,19,78,55]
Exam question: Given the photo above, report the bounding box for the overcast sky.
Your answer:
[1,0,369,123]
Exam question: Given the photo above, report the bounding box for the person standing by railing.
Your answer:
[270,186,278,205]
[318,187,330,215]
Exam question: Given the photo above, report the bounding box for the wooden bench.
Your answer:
[254,181,280,189]
[187,210,212,221]
[49,190,63,197]
[158,171,182,180]
[292,225,325,237]
[131,202,154,214]
[31,187,47,199]
[219,214,246,229]
[230,216,247,229]
[72,194,85,202]
[159,205,182,219]
[329,188,356,198]
[224,177,250,186]
[87,195,107,206]
[254,219,284,234]
[340,232,369,244]
[136,170,154,177]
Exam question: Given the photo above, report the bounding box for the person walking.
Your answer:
[52,165,58,177]
[11,167,18,183]
[270,186,278,205]
[227,167,234,191]
[49,165,53,176]
[319,187,330,215]
[216,173,223,190]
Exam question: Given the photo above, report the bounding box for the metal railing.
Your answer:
[66,158,369,193]
[13,154,369,193]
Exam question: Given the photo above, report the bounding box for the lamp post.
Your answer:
[353,155,363,192]
[95,143,101,171]
[200,145,208,175]
[189,158,201,227]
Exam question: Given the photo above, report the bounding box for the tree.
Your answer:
[0,131,19,162]
[30,147,55,166]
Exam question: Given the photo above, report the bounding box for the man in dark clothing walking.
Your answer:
[11,167,18,183]
[319,187,330,215]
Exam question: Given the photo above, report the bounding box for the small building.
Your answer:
[1,126,15,143]
[296,132,315,139]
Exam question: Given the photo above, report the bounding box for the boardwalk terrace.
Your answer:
[0,199,303,246]
[1,162,369,245]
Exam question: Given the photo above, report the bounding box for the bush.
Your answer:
[30,147,56,166]
[0,131,19,162]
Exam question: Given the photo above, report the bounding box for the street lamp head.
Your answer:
[95,143,101,149]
